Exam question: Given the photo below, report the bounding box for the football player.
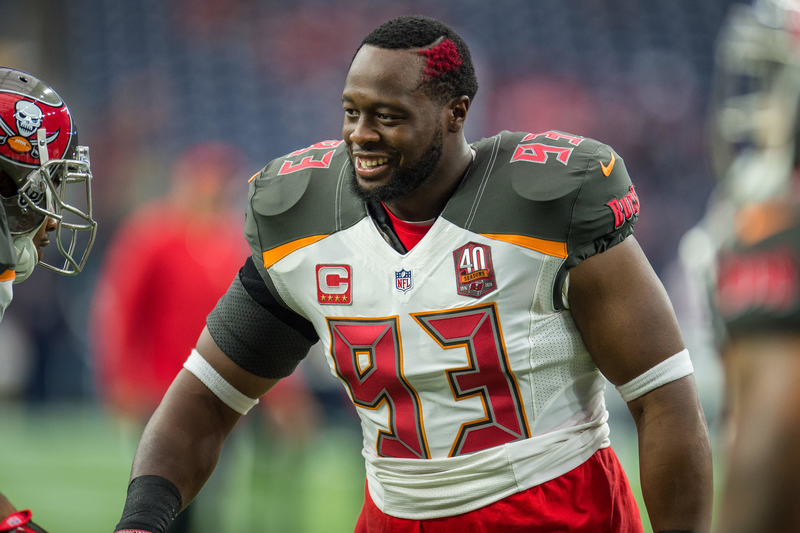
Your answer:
[113,16,712,533]
[0,66,96,533]
[682,1,800,531]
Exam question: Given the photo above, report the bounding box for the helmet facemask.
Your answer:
[2,128,96,278]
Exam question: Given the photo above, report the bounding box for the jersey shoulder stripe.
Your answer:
[479,233,568,258]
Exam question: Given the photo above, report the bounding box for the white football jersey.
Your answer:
[243,131,639,518]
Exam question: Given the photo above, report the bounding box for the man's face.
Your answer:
[342,45,446,204]
[32,216,56,261]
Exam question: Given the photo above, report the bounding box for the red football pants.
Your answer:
[354,447,643,533]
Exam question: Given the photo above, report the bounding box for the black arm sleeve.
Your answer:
[206,257,319,379]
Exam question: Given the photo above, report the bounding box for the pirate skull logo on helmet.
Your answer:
[14,100,43,137]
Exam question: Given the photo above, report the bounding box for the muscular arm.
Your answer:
[129,326,279,507]
[568,236,713,532]
[714,334,800,533]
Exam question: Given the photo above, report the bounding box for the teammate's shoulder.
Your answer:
[715,207,800,333]
[249,140,352,216]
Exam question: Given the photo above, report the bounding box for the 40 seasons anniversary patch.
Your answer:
[453,242,497,298]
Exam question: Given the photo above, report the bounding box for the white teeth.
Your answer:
[359,157,388,168]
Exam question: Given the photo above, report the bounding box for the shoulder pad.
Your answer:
[245,140,368,268]
[461,130,639,310]
[250,140,346,216]
[505,130,599,202]
[448,130,637,259]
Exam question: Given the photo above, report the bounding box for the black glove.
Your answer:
[0,510,48,533]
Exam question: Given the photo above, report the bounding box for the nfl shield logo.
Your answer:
[395,269,412,293]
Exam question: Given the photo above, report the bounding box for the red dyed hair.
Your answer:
[417,39,462,80]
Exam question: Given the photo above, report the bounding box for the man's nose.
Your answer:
[347,117,380,146]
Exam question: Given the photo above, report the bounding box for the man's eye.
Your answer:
[344,108,359,117]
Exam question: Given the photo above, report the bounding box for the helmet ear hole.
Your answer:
[0,170,16,197]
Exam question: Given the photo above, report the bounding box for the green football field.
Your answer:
[0,402,721,533]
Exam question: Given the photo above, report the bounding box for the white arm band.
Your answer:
[183,349,259,415]
[615,349,694,403]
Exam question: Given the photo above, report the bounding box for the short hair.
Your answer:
[357,15,478,104]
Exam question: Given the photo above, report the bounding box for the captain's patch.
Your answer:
[317,264,352,305]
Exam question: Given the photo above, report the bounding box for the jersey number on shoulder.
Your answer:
[327,303,530,459]
[510,131,584,166]
[278,140,343,175]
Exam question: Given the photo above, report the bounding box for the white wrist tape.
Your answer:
[183,349,259,415]
[615,349,694,403]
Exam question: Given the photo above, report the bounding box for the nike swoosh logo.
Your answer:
[600,152,615,177]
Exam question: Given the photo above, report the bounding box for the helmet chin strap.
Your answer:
[0,278,11,320]
[12,174,51,284]
[13,156,53,284]
[12,228,42,283]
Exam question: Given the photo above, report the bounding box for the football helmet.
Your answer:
[710,0,800,207]
[0,67,96,281]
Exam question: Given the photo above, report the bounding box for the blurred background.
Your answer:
[0,0,734,531]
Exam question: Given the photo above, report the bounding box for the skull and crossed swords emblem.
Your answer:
[0,99,60,160]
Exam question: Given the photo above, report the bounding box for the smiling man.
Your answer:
[113,16,712,533]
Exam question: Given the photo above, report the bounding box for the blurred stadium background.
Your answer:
[0,0,734,531]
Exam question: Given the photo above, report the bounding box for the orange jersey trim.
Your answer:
[262,235,329,268]
[480,234,568,259]
[0,269,15,282]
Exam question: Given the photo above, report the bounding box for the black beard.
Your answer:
[349,127,443,204]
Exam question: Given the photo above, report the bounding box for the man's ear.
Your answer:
[447,95,470,133]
